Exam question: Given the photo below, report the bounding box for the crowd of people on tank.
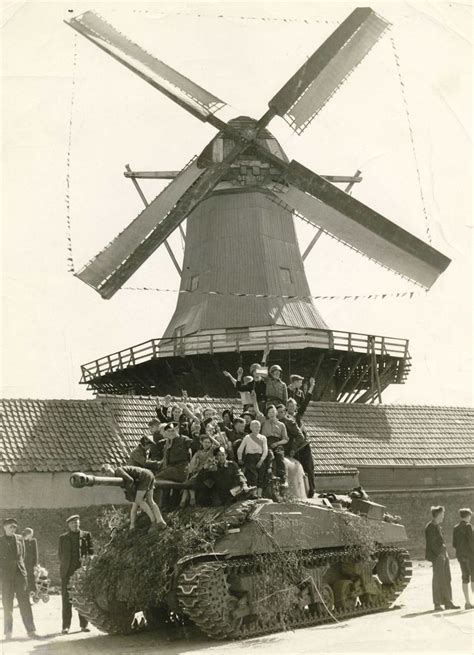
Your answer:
[100,363,317,534]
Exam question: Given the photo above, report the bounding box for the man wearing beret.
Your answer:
[58,515,93,634]
[0,518,37,640]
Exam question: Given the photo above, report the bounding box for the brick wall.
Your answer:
[370,489,474,559]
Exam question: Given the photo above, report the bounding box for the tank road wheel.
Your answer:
[333,579,357,612]
[376,552,401,585]
[315,583,335,615]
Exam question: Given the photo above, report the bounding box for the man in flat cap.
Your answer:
[58,515,93,634]
[0,517,37,640]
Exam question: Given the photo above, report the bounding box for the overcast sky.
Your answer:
[1,0,472,405]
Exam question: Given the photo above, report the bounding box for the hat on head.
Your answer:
[249,363,260,373]
[269,364,282,374]
[164,421,179,431]
[290,374,304,382]
[3,517,17,527]
[66,514,80,524]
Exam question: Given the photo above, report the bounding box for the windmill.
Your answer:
[67,9,451,402]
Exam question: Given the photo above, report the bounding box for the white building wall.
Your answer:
[0,472,126,509]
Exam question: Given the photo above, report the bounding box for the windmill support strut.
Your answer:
[124,169,363,185]
[125,164,182,275]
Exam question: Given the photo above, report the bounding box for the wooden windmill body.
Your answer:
[68,9,450,401]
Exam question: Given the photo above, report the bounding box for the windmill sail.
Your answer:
[271,161,450,289]
[268,8,390,134]
[76,159,205,295]
[67,11,227,121]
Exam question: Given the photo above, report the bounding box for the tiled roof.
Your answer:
[0,399,129,473]
[1,396,473,474]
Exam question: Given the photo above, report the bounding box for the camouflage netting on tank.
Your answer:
[71,500,258,617]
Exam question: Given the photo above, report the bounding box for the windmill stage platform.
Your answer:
[79,325,411,402]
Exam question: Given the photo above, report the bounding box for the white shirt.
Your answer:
[237,433,268,462]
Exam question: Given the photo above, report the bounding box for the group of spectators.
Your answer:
[0,514,94,640]
[103,363,317,532]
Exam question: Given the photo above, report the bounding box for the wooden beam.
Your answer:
[319,354,343,400]
[345,364,370,403]
[302,229,323,261]
[125,164,182,275]
[336,355,362,399]
[124,169,362,185]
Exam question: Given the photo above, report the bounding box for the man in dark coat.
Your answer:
[452,507,474,609]
[58,515,94,634]
[425,505,459,611]
[0,518,37,640]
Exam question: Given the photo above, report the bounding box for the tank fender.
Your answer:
[167,551,229,612]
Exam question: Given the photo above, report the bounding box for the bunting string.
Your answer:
[390,35,433,243]
[122,287,423,301]
[65,33,78,273]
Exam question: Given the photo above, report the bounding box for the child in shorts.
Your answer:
[102,464,167,532]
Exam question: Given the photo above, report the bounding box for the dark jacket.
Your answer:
[24,538,38,572]
[453,522,474,559]
[282,415,307,453]
[0,534,27,583]
[58,530,93,580]
[236,378,267,404]
[128,444,160,472]
[425,521,446,562]
[197,461,247,504]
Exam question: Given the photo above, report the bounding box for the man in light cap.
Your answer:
[58,515,93,634]
[0,517,37,640]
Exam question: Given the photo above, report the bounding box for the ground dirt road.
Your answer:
[1,562,473,655]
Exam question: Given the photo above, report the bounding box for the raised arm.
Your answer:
[223,370,238,387]
[250,391,265,421]
[237,435,247,464]
[298,378,315,418]
[258,436,268,468]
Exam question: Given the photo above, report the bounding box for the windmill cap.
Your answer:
[290,374,304,382]
[269,364,282,374]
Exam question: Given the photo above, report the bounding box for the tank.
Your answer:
[69,473,412,639]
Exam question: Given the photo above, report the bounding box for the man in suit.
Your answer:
[425,505,459,611]
[0,517,37,640]
[452,507,474,609]
[58,515,94,634]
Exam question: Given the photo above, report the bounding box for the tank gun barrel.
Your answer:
[70,472,195,490]
[70,473,124,488]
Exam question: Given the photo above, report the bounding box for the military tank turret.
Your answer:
[69,473,412,639]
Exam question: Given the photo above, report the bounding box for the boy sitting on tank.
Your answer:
[128,435,161,472]
[180,433,219,508]
[102,464,167,533]
[196,447,257,505]
[237,420,268,497]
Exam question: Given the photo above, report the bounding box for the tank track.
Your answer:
[176,546,412,639]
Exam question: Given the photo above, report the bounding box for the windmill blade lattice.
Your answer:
[269,161,450,289]
[267,8,390,134]
[67,11,227,121]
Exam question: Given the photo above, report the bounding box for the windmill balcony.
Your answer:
[79,326,411,403]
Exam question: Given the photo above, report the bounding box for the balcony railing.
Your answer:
[80,326,409,383]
